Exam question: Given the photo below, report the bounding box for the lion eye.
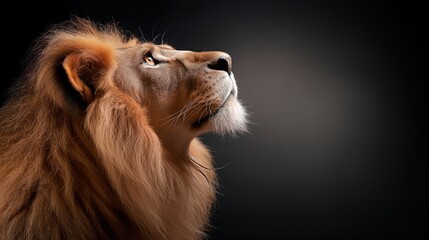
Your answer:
[143,52,159,66]
[144,56,155,66]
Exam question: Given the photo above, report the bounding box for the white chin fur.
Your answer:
[211,97,248,136]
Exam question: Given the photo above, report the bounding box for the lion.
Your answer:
[0,17,247,240]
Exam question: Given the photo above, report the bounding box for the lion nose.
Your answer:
[208,55,232,75]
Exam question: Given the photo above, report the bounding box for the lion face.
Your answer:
[57,23,247,155]
[114,43,247,148]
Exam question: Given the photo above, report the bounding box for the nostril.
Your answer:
[208,57,231,75]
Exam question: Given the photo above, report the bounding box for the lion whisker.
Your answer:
[159,93,205,128]
[160,93,204,122]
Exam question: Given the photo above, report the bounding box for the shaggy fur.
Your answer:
[0,18,246,240]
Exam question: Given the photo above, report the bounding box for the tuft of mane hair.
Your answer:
[0,18,217,240]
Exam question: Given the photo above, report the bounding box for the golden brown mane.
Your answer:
[0,18,218,240]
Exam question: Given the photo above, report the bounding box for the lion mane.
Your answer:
[0,18,243,240]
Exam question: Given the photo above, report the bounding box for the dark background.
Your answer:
[1,1,426,239]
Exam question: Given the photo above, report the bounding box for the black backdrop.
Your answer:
[1,1,425,239]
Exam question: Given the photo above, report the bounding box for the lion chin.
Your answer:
[0,17,247,240]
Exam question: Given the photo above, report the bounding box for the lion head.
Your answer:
[0,17,247,240]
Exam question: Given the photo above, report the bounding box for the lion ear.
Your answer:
[62,52,94,103]
[62,49,114,103]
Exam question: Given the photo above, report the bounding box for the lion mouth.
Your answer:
[192,92,232,128]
